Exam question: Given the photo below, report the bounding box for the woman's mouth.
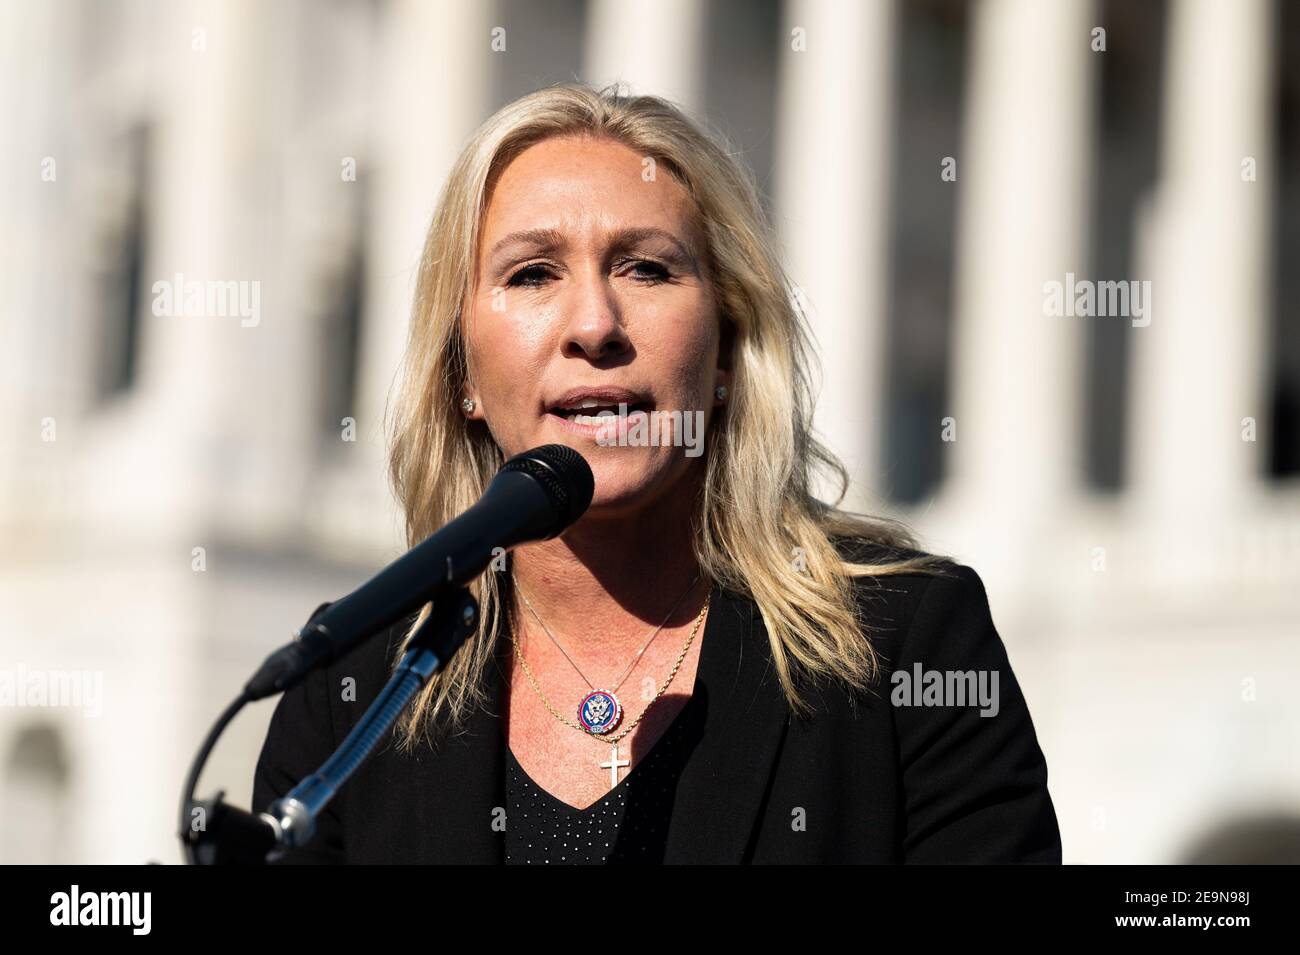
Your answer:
[553,399,650,422]
[546,396,653,436]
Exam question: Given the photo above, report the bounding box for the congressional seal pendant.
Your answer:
[578,689,623,735]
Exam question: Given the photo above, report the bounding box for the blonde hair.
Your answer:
[386,82,949,751]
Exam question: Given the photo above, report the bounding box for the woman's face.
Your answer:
[462,134,728,518]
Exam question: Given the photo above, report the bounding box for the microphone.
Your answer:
[244,444,593,701]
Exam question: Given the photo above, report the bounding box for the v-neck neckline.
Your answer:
[498,580,722,812]
[407,578,792,862]
[504,690,701,812]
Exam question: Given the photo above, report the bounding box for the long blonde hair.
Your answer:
[386,82,948,751]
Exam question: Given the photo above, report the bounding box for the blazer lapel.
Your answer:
[663,581,790,863]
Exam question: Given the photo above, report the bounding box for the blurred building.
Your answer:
[0,0,1296,864]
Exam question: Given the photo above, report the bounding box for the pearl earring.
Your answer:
[715,385,728,402]
[461,398,475,415]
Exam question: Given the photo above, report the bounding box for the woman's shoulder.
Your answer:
[829,532,963,603]
[828,534,992,663]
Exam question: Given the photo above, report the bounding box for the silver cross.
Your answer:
[599,742,630,787]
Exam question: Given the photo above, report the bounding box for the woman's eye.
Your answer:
[505,259,670,288]
[506,264,553,288]
[625,259,671,283]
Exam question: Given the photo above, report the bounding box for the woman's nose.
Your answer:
[559,264,631,361]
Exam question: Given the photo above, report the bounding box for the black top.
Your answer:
[253,541,1062,863]
[504,695,700,864]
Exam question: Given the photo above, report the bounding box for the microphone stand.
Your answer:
[180,587,480,865]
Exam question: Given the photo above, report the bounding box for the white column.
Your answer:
[0,0,79,517]
[363,0,498,430]
[774,0,896,511]
[943,0,1094,553]
[66,0,275,534]
[583,0,707,113]
[1128,0,1273,527]
[326,0,498,550]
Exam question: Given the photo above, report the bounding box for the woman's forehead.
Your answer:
[481,135,701,249]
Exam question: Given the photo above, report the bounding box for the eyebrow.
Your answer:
[488,226,697,263]
[489,227,568,258]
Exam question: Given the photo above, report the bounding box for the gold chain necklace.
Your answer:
[506,587,710,786]
[515,573,700,701]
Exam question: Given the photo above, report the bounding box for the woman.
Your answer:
[253,83,1060,864]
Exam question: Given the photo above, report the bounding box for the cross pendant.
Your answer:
[599,742,631,787]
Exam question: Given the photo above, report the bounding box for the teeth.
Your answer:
[552,397,651,424]
[560,398,628,412]
[567,408,645,426]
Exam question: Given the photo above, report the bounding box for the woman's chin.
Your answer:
[579,458,693,519]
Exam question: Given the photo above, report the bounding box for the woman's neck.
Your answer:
[507,472,706,650]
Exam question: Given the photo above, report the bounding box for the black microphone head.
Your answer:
[500,444,594,533]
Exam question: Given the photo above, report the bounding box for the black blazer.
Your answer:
[252,546,1061,864]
